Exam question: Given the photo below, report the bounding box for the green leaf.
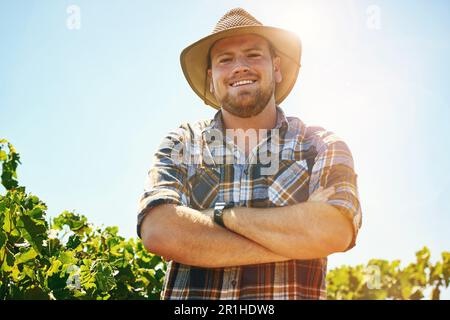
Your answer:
[46,272,68,292]
[22,285,49,300]
[415,246,431,264]
[47,259,63,277]
[59,250,78,265]
[0,230,6,248]
[80,264,96,292]
[3,208,12,233]
[15,248,38,264]
[53,211,89,233]
[28,207,45,220]
[23,265,35,280]
[19,214,47,254]
[10,265,22,282]
[94,261,117,293]
[0,143,21,190]
[1,247,15,272]
[66,234,82,250]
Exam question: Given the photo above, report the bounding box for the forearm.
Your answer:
[140,204,291,268]
[223,202,353,260]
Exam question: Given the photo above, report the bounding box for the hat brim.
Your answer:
[180,25,302,109]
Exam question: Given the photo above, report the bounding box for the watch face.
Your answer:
[215,202,226,209]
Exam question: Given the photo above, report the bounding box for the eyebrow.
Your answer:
[214,46,265,59]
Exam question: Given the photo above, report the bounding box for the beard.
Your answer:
[220,79,275,118]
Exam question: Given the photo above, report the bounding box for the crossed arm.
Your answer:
[140,187,353,268]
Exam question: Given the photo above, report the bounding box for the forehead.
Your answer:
[210,34,271,56]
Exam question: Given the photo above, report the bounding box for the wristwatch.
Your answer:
[214,202,233,228]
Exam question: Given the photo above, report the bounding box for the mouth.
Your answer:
[229,79,257,87]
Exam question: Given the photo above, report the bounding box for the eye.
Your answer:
[219,57,232,64]
[248,52,262,58]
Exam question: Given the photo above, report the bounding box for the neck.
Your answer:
[220,99,278,157]
[221,99,278,132]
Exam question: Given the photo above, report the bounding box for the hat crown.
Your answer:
[212,8,263,34]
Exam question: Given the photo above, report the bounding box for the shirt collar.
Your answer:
[202,105,290,137]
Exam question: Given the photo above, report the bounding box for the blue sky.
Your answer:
[1,0,449,295]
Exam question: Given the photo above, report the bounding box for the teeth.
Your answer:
[232,80,254,87]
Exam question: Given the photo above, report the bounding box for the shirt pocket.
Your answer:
[267,159,310,206]
[188,165,220,210]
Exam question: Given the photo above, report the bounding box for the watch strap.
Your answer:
[214,202,233,228]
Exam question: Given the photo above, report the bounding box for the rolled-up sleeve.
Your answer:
[309,131,362,251]
[136,128,189,238]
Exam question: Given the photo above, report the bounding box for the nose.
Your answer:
[231,57,250,75]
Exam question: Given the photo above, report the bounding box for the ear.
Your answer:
[207,69,214,93]
[273,56,282,84]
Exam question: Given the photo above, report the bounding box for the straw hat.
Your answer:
[180,8,302,109]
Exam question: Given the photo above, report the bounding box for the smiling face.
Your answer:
[208,34,282,118]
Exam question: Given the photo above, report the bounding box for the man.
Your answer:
[137,8,362,299]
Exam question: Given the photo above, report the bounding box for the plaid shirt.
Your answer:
[137,106,362,300]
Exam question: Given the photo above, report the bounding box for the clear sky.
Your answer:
[1,0,449,295]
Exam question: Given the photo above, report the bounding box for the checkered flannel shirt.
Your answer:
[137,106,362,299]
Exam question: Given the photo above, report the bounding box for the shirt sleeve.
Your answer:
[308,129,362,251]
[136,127,189,239]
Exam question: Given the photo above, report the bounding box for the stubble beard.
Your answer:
[220,80,275,118]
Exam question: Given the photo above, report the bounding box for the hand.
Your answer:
[307,186,335,203]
